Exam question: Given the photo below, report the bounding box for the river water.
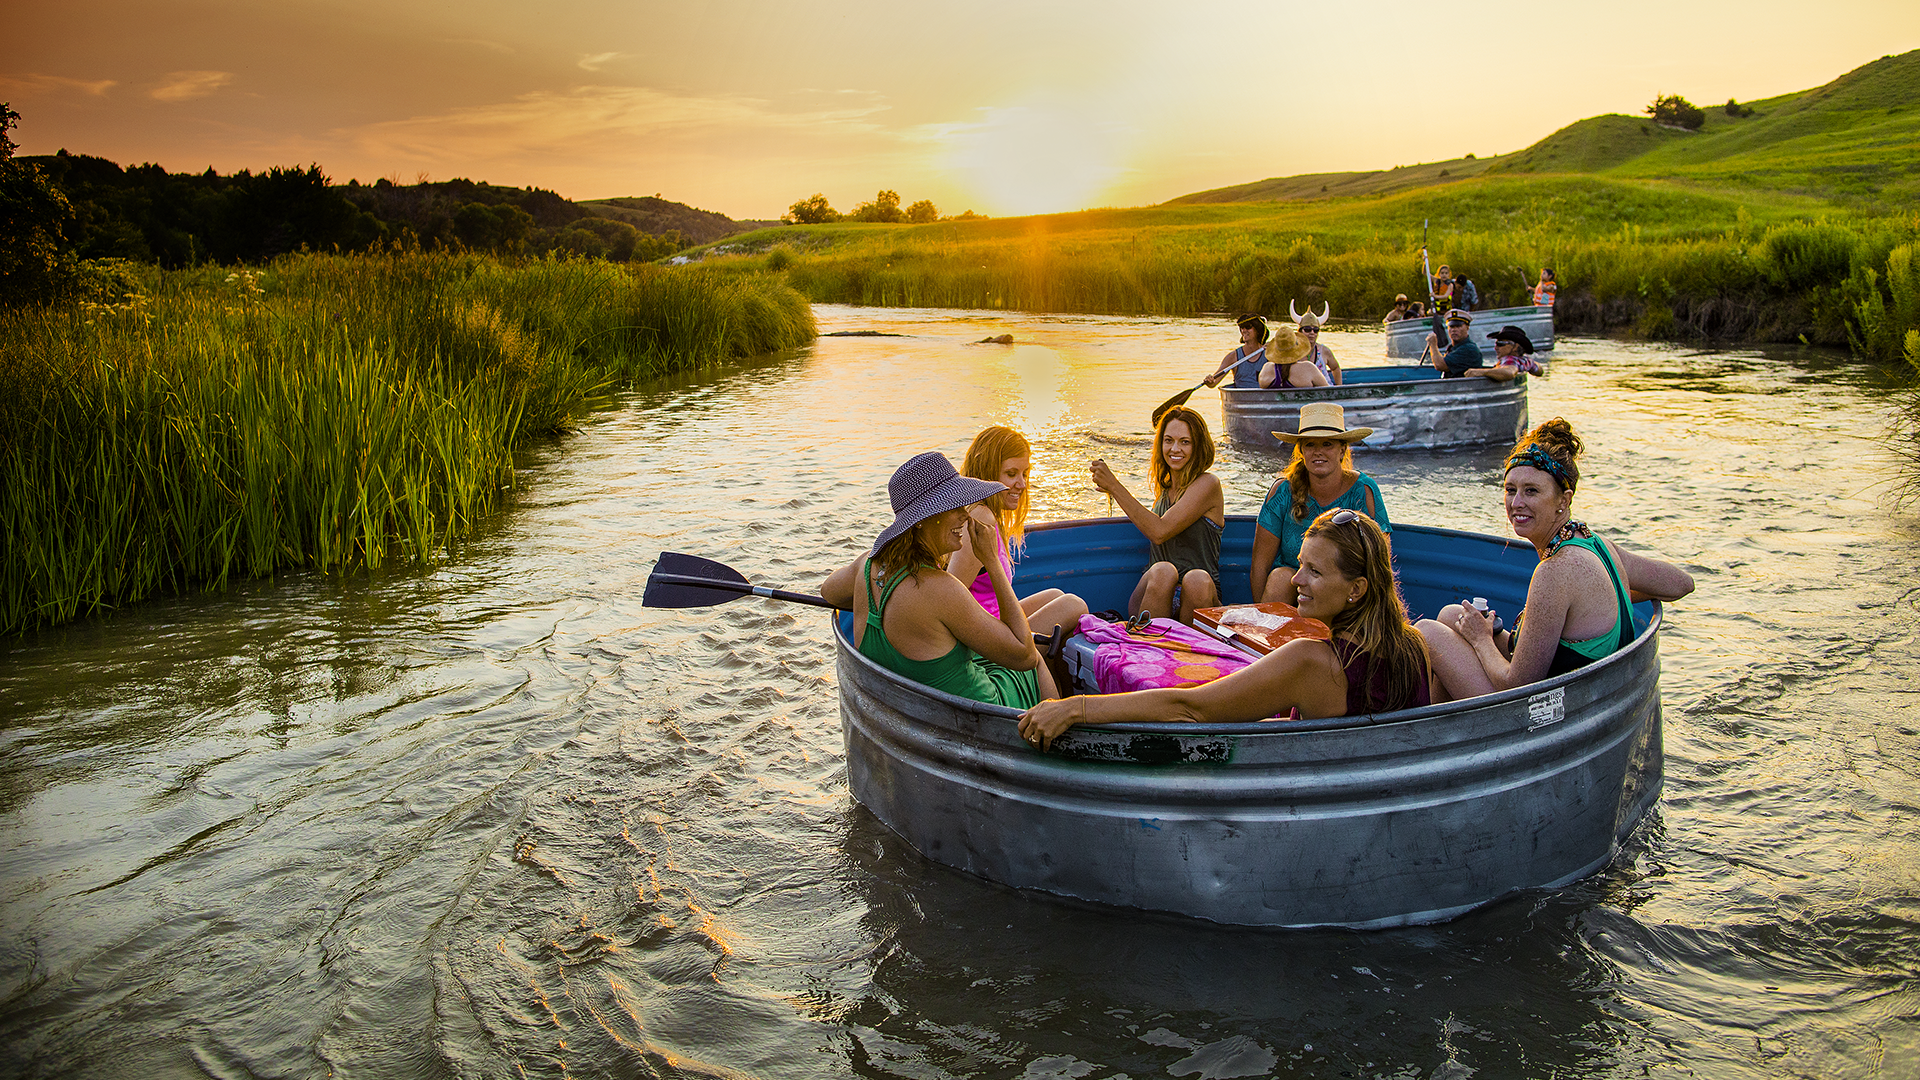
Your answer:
[3,304,1918,1079]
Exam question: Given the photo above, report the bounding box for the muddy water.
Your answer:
[2,304,1917,1079]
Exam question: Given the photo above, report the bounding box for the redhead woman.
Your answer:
[1250,403,1390,605]
[1417,418,1695,701]
[1090,405,1225,625]
[1019,511,1438,749]
[821,452,1054,706]
[946,426,1090,643]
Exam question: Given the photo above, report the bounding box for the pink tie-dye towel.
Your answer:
[1074,614,1253,694]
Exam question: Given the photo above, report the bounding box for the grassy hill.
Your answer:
[1175,49,1920,208]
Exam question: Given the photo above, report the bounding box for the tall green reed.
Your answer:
[0,250,815,634]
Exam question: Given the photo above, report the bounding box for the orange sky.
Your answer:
[6,1,1917,219]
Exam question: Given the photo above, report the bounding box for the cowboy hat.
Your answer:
[1488,325,1536,354]
[1264,325,1313,365]
[1273,402,1374,444]
[870,452,1007,554]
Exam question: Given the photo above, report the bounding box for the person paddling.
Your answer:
[1202,314,1271,390]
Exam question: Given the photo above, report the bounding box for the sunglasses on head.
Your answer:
[1328,509,1361,525]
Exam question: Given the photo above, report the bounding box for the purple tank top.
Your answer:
[1331,637,1431,716]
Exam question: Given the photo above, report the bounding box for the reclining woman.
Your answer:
[1250,403,1389,605]
[1417,418,1695,701]
[1091,405,1224,626]
[947,425,1089,645]
[821,452,1053,706]
[1018,510,1438,750]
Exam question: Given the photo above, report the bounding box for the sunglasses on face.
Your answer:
[1300,326,1318,333]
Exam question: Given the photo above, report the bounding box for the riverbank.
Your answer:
[687,175,1920,360]
[0,251,815,634]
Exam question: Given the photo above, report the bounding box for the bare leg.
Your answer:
[1176,569,1219,626]
[1259,568,1300,606]
[1019,590,1086,697]
[1023,590,1089,638]
[1416,607,1496,702]
[1131,562,1178,620]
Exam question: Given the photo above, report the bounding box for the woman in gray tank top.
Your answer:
[1089,405,1226,626]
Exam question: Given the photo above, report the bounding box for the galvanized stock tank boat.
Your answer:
[1220,365,1528,451]
[1385,304,1555,359]
[833,518,1665,928]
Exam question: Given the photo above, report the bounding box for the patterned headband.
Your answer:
[1507,445,1575,491]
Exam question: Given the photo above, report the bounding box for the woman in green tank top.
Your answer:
[820,452,1049,708]
[1416,419,1696,702]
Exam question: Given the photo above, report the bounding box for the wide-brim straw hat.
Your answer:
[870,452,1007,554]
[1265,326,1313,365]
[1273,402,1374,444]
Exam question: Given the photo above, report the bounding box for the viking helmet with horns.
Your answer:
[1289,300,1332,328]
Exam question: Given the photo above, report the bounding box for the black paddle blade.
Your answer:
[1150,385,1198,426]
[644,551,752,609]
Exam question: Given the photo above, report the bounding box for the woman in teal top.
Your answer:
[821,451,1048,707]
[1250,403,1390,606]
[1416,418,1696,702]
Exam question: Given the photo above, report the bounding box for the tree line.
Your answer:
[786,189,978,225]
[0,105,691,303]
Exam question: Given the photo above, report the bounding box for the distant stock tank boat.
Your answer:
[833,517,1667,929]
[1221,365,1528,451]
[1385,305,1555,359]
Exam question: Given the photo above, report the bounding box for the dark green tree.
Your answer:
[1645,94,1705,130]
[785,193,839,224]
[0,103,79,304]
[849,189,906,223]
[906,198,938,224]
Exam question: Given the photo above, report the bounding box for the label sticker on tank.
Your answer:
[1527,687,1565,730]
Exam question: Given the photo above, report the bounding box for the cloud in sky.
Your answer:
[0,73,117,97]
[151,70,234,102]
[4,0,1918,218]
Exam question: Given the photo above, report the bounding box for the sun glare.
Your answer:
[942,104,1127,217]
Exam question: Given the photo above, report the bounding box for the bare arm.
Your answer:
[1203,347,1245,388]
[944,505,997,587]
[915,565,1040,672]
[1092,465,1223,546]
[1018,638,1346,749]
[820,558,860,609]
[1249,525,1282,601]
[1322,346,1342,385]
[1450,560,1577,691]
[1464,362,1520,382]
[1608,539,1695,603]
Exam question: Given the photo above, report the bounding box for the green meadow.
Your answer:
[693,50,1920,362]
[0,251,814,634]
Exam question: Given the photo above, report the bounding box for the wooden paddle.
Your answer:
[1152,347,1266,426]
[643,552,1064,651]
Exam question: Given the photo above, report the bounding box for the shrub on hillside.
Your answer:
[906,199,938,224]
[786,193,839,224]
[849,190,908,223]
[1646,94,1705,130]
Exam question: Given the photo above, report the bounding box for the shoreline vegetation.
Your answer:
[0,251,814,635]
[695,180,1919,366]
